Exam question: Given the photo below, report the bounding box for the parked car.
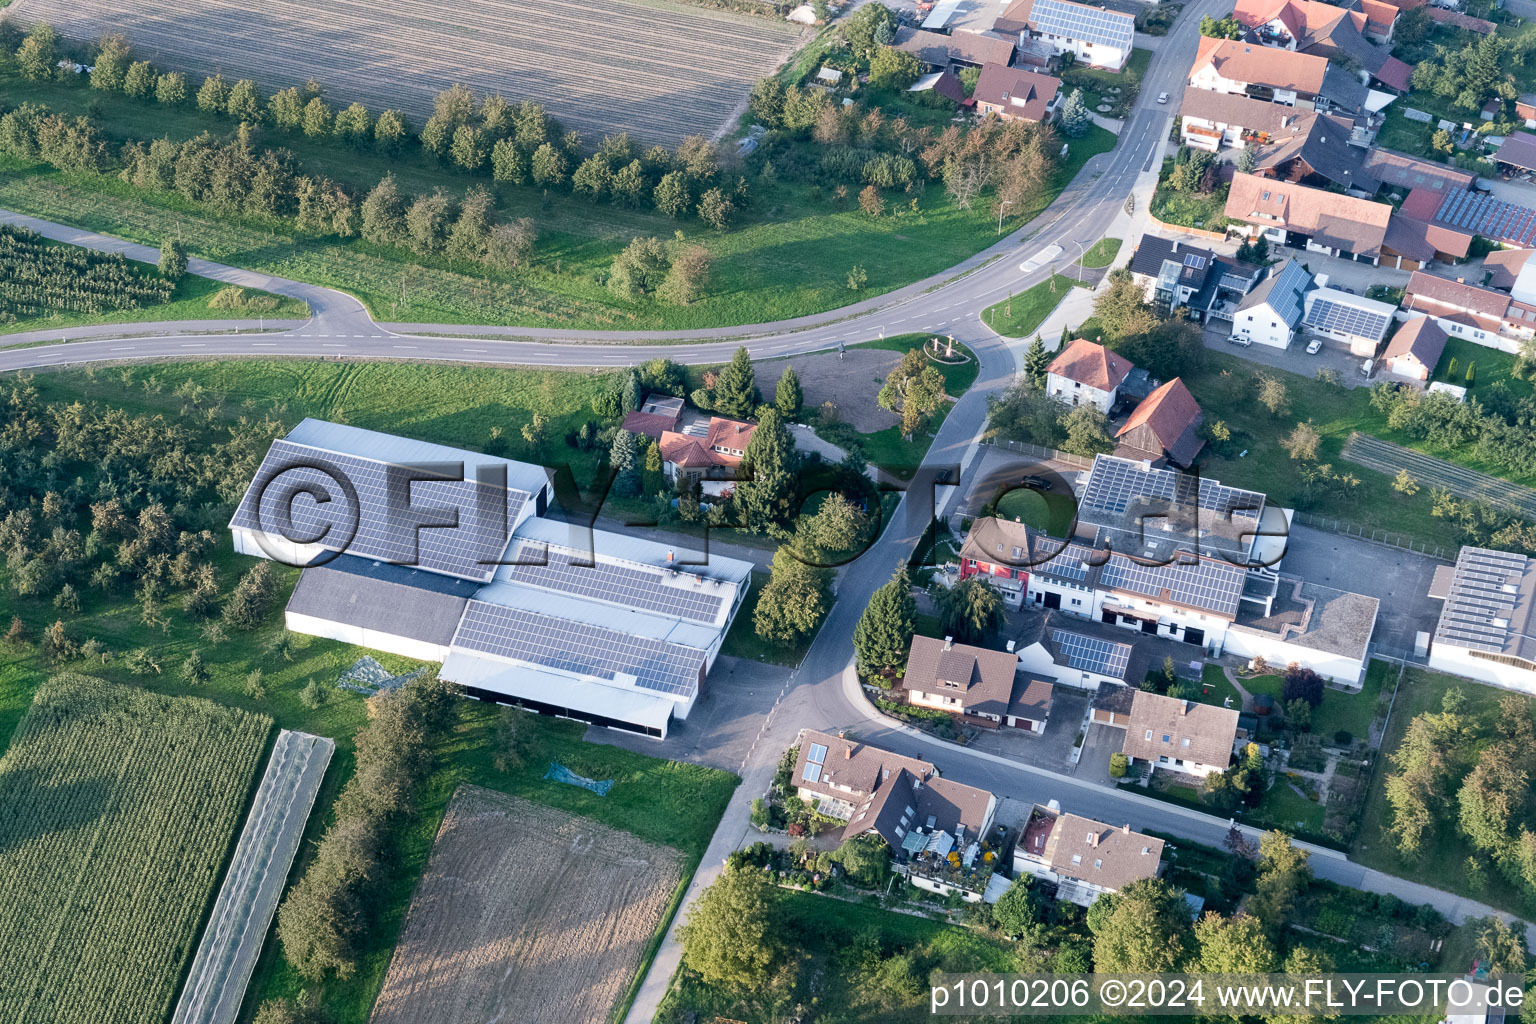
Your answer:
[1360,358,1374,377]
[1306,339,1323,354]
[1158,92,1169,104]
[1019,475,1054,490]
[1229,334,1252,347]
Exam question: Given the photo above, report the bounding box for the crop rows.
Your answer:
[0,675,272,1024]
[172,730,335,1024]
[6,0,802,147]
[0,223,174,318]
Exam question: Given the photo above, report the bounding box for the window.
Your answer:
[1162,734,1171,743]
[1181,738,1191,748]
[1071,854,1083,865]
[1261,191,1271,200]
[1094,858,1103,869]
[1144,729,1153,740]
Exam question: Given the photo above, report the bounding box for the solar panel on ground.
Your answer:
[230,439,527,581]
[451,600,706,697]
[1051,629,1131,676]
[507,541,727,624]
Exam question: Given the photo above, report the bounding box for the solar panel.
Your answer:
[230,439,528,581]
[1183,253,1207,269]
[1051,629,1131,677]
[1099,553,1245,617]
[507,541,728,624]
[808,743,828,763]
[1432,190,1536,247]
[803,762,823,783]
[1303,296,1391,341]
[452,600,705,697]
[1030,0,1134,50]
[1031,538,1094,581]
[1077,458,1264,561]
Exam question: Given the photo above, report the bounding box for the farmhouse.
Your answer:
[1427,546,1536,694]
[1187,37,1329,107]
[1119,690,1240,778]
[901,634,1054,731]
[1382,316,1449,383]
[1301,286,1396,355]
[894,27,1017,73]
[229,419,753,738]
[621,394,684,440]
[1402,271,1536,353]
[1398,187,1536,260]
[1225,173,1392,263]
[1362,148,1475,196]
[1012,803,1164,905]
[993,0,1135,71]
[1229,0,1412,91]
[973,64,1063,123]
[1248,113,1381,194]
[1045,337,1135,412]
[1233,258,1313,349]
[1113,377,1205,467]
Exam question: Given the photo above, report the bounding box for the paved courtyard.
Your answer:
[966,689,1091,768]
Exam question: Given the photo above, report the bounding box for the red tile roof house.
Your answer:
[1224,172,1391,264]
[901,634,1055,732]
[1397,186,1536,262]
[1230,0,1412,91]
[1382,316,1449,384]
[958,515,1035,609]
[620,394,684,440]
[1113,377,1205,467]
[1044,338,1136,414]
[658,416,757,484]
[1119,689,1240,779]
[1402,271,1536,354]
[1187,37,1330,108]
[973,63,1063,123]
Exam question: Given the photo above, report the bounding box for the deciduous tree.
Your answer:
[1087,879,1191,972]
[936,577,1004,644]
[679,867,784,993]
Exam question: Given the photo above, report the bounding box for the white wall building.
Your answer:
[1044,337,1135,413]
[1232,259,1312,349]
[1301,285,1396,356]
[1428,546,1536,694]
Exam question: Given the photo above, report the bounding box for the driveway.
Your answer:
[952,444,1086,520]
[1277,523,1448,658]
[1204,318,1372,385]
[965,689,1090,769]
[1077,722,1128,785]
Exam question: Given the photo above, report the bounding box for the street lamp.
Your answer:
[1074,238,1089,284]
[996,199,1013,235]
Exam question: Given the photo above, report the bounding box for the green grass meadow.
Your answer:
[981,274,1090,338]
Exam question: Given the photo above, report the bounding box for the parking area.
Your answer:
[1203,317,1374,386]
[1277,523,1448,657]
[952,444,1086,521]
[965,689,1091,768]
[1076,722,1128,785]
[583,654,790,772]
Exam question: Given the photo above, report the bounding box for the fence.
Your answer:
[979,436,1095,470]
[1288,510,1451,561]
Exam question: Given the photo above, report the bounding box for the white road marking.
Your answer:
[394,345,418,350]
[322,343,345,348]
[465,348,488,353]
[253,342,275,347]
[111,346,132,351]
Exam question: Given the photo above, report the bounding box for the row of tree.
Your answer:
[1369,377,1536,482]
[0,223,174,319]
[276,673,460,980]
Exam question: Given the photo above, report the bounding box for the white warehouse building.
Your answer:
[230,419,753,737]
[1428,546,1536,694]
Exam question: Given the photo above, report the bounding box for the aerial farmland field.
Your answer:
[369,785,684,1024]
[0,673,271,1024]
[3,0,804,147]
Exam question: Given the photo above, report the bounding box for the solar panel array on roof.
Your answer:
[1051,629,1132,677]
[1031,537,1094,581]
[1184,253,1208,269]
[1030,0,1134,50]
[1436,548,1531,654]
[1079,456,1264,524]
[1099,555,1245,617]
[506,541,728,624]
[452,600,705,698]
[1262,260,1313,326]
[1434,190,1536,248]
[1303,295,1392,341]
[230,439,527,581]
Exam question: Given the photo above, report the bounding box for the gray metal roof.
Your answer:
[284,556,475,646]
[503,539,732,625]
[1434,546,1536,663]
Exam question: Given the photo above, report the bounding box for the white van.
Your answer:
[1360,359,1374,377]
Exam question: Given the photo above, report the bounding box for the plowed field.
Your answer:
[4,0,801,147]
[369,785,683,1024]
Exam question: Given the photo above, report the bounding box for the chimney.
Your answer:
[844,745,852,759]
[1457,277,1465,284]
[1122,823,1131,835]
[1181,700,1192,716]
[944,635,954,651]
[1089,831,1099,847]
[666,550,674,563]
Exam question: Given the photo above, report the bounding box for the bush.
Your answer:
[1109,752,1128,778]
[1333,729,1352,747]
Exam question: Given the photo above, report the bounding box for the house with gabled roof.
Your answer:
[792,729,937,819]
[621,394,684,440]
[993,0,1134,71]
[1231,0,1412,91]
[659,415,757,484]
[1403,271,1536,353]
[901,634,1053,731]
[1188,37,1330,107]
[1114,377,1205,467]
[1226,173,1391,264]
[1178,87,1312,152]
[974,64,1063,123]
[1233,258,1313,348]
[895,26,1017,73]
[1250,112,1380,194]
[1045,337,1135,413]
[1121,690,1240,778]
[1382,316,1448,384]
[1129,235,1216,311]
[1013,803,1165,905]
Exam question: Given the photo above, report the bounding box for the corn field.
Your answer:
[0,674,272,1024]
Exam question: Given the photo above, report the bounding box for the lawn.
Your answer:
[0,675,271,1024]
[1352,666,1535,917]
[994,488,1077,536]
[1312,660,1390,741]
[981,274,1090,338]
[1198,663,1242,708]
[1256,776,1327,833]
[0,239,308,337]
[1077,237,1122,269]
[1429,335,1535,401]
[853,334,980,397]
[0,67,1119,331]
[1183,349,1517,553]
[1150,182,1231,232]
[656,887,1016,1024]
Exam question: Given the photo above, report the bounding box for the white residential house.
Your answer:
[1013,803,1165,906]
[1044,337,1135,413]
[1232,259,1312,349]
[994,0,1135,72]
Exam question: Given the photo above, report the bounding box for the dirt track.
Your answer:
[369,786,682,1024]
[3,0,801,148]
